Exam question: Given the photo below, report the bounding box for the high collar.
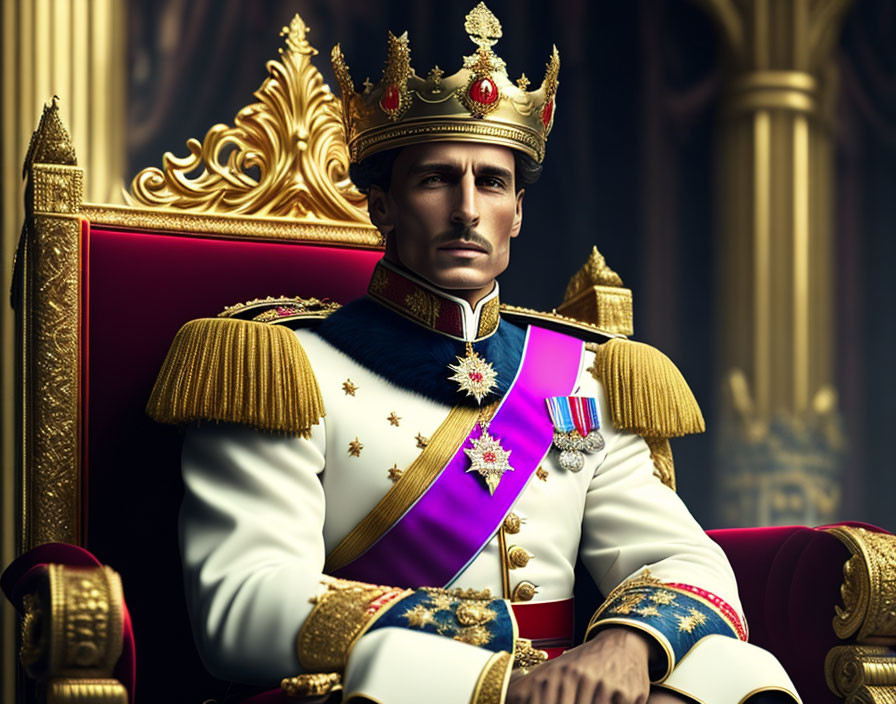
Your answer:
[366,259,501,342]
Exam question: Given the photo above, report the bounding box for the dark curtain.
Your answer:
[836,0,896,530]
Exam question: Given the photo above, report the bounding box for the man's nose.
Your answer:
[450,174,480,228]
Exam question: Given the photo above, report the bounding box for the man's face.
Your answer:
[368,141,524,303]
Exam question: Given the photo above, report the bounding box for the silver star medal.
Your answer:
[465,425,513,495]
[448,342,498,404]
[545,397,605,472]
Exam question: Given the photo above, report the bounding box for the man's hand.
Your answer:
[506,627,652,704]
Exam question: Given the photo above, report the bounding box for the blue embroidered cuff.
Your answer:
[586,572,741,682]
[367,587,517,654]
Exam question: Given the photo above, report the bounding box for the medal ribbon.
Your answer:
[333,325,583,588]
[546,396,600,437]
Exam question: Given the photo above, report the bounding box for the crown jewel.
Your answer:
[331,2,559,164]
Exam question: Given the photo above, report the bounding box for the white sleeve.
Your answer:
[579,382,743,618]
[179,421,327,685]
[179,421,515,703]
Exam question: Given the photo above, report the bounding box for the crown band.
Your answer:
[352,118,544,164]
[332,2,559,165]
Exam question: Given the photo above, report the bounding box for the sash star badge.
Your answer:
[449,342,497,405]
[465,426,513,495]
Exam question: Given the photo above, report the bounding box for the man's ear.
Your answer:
[367,185,394,237]
[511,188,525,238]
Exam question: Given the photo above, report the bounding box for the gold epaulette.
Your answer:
[146,317,324,436]
[588,338,705,439]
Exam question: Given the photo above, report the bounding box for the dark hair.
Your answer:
[349,146,543,194]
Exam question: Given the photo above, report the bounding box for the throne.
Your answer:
[4,14,896,704]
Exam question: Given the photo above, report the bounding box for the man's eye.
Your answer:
[421,174,446,185]
[480,177,506,189]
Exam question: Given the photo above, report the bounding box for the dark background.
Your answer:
[126,0,896,532]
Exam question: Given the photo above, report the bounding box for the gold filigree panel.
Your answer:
[827,526,896,644]
[127,14,371,225]
[81,204,382,248]
[32,165,83,215]
[26,214,82,547]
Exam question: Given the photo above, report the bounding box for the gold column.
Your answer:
[693,0,854,526]
[1,2,126,702]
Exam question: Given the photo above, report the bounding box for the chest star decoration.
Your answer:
[464,425,513,495]
[348,438,363,457]
[342,379,358,396]
[448,342,498,404]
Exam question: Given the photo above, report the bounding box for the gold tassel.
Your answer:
[643,436,676,491]
[588,339,705,439]
[146,318,324,436]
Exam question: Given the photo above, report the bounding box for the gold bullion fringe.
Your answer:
[643,436,676,491]
[146,318,323,436]
[324,404,485,572]
[470,651,513,704]
[589,339,705,438]
[281,672,343,698]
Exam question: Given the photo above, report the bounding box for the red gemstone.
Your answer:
[542,99,554,127]
[470,77,498,105]
[381,84,400,112]
[469,372,483,382]
[483,452,496,463]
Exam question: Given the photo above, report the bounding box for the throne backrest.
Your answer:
[15,17,384,702]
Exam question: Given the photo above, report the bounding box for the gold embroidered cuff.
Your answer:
[471,651,513,704]
[296,578,410,672]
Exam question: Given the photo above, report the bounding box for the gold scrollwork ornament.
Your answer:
[826,525,896,644]
[128,14,369,223]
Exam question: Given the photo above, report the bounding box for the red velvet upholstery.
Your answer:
[82,224,380,703]
[707,525,872,704]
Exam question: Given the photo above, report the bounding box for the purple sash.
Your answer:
[333,325,583,588]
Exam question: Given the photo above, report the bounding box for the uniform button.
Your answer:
[508,546,532,569]
[512,582,537,602]
[503,513,521,534]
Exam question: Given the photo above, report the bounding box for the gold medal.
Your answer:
[448,342,498,404]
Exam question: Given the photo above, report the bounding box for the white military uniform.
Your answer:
[177,277,801,704]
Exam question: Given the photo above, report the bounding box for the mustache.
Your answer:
[433,225,493,254]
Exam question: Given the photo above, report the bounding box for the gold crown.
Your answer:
[331,2,559,164]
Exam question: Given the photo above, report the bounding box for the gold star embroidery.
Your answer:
[404,604,436,629]
[635,606,660,618]
[536,467,548,482]
[610,592,645,615]
[676,608,708,633]
[348,438,363,457]
[342,379,358,396]
[454,625,492,647]
[415,433,429,449]
[650,590,677,605]
[387,412,401,426]
[362,77,373,93]
[388,465,403,483]
[427,593,455,612]
[516,73,530,90]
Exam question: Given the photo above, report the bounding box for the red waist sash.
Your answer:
[513,597,575,659]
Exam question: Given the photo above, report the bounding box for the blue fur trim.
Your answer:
[314,297,525,407]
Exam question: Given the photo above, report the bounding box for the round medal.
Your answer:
[558,449,585,472]
[584,430,605,452]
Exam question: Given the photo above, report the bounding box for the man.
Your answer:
[148,4,801,703]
